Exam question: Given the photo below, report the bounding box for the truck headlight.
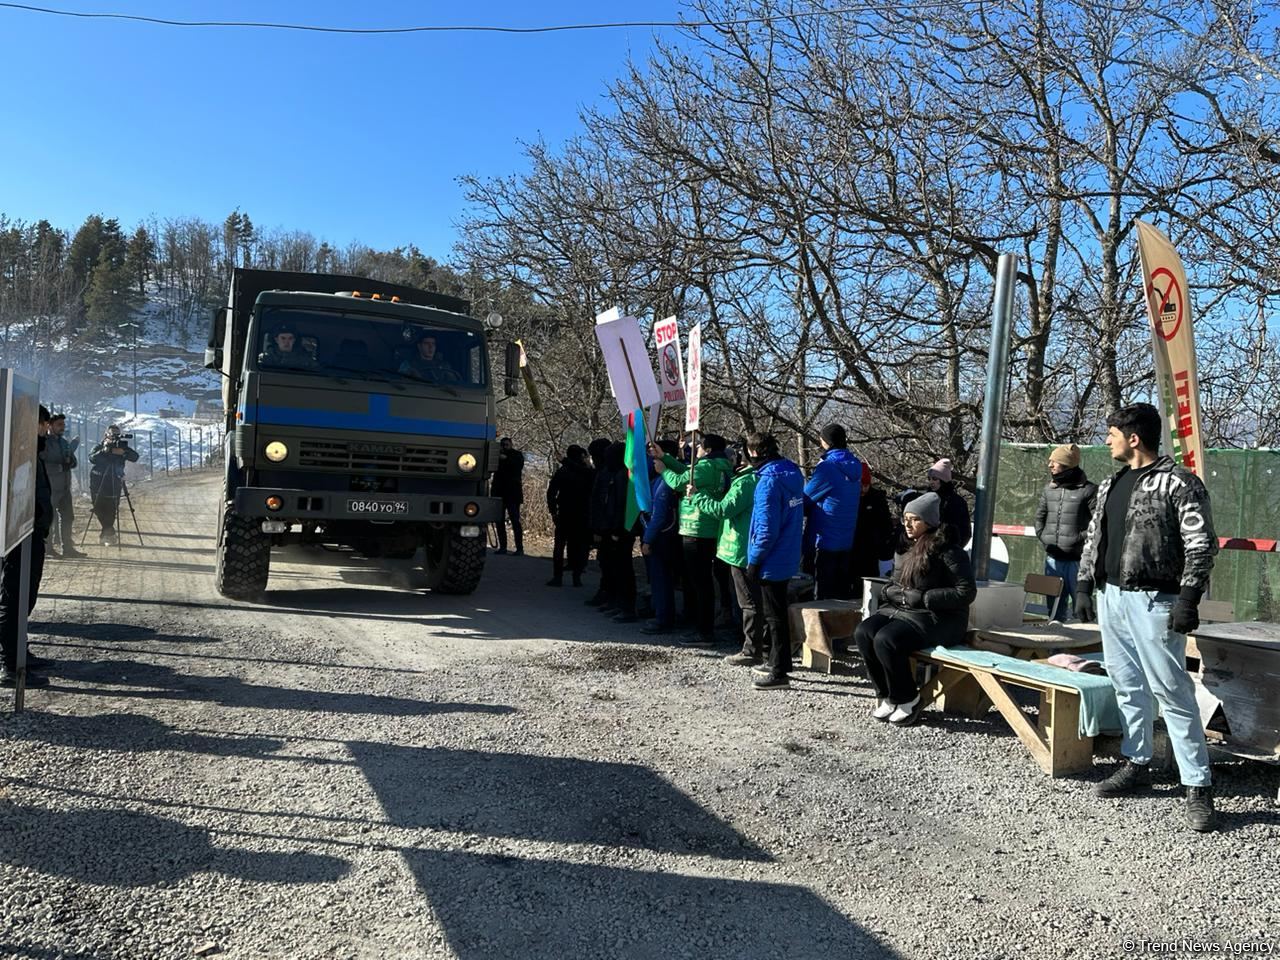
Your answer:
[456,453,477,473]
[264,441,288,462]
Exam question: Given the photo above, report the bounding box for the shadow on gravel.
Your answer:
[7,711,287,760]
[0,800,349,887]
[33,621,217,645]
[49,659,518,719]
[350,743,769,861]
[40,593,434,625]
[0,944,111,960]
[404,850,894,960]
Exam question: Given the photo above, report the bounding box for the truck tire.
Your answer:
[215,501,271,600]
[422,527,485,595]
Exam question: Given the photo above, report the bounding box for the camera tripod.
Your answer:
[80,473,145,548]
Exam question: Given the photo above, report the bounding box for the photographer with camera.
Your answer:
[88,425,139,545]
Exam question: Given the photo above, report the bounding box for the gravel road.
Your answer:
[1,472,1276,960]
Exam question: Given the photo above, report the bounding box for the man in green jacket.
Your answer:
[686,450,763,665]
[654,434,733,645]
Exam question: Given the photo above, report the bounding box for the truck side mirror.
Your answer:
[204,346,224,370]
[504,341,521,398]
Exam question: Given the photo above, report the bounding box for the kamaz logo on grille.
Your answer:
[349,442,405,456]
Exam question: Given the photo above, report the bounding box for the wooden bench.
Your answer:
[786,600,862,674]
[911,646,1119,777]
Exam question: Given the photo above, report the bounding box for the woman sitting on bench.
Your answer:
[855,492,977,726]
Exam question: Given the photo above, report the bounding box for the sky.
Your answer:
[0,0,687,259]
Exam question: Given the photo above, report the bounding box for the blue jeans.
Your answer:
[1098,583,1211,787]
[1044,556,1079,619]
[644,537,678,628]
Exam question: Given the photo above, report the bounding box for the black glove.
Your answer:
[903,588,925,608]
[1170,587,1202,635]
[1075,581,1095,623]
[745,563,762,585]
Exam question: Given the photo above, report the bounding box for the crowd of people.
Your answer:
[511,402,1221,831]
[528,423,976,694]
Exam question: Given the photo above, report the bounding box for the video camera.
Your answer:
[105,433,134,448]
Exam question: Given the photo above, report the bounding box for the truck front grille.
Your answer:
[297,440,450,475]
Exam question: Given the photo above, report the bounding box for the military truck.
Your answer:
[205,268,518,600]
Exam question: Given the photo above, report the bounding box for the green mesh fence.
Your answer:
[995,444,1280,622]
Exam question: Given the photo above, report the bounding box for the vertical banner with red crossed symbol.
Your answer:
[1136,220,1206,478]
[683,323,702,433]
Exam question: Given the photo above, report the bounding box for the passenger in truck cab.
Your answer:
[398,330,460,384]
[260,323,318,370]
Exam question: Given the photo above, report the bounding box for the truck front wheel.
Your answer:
[422,527,485,595]
[215,501,271,600]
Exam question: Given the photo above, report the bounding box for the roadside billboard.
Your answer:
[0,370,39,554]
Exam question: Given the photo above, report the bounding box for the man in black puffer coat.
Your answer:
[546,445,595,587]
[1034,443,1097,620]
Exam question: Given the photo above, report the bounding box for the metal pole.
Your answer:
[148,431,154,479]
[13,537,31,713]
[163,427,169,475]
[971,252,1018,581]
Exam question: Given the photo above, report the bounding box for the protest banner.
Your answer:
[653,316,686,406]
[1135,220,1206,477]
[684,323,702,433]
[595,315,661,421]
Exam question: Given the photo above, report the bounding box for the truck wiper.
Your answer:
[323,365,407,391]
[397,372,461,397]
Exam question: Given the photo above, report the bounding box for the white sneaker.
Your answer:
[888,696,922,726]
[872,699,895,721]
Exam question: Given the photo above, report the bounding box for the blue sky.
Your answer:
[0,1,685,259]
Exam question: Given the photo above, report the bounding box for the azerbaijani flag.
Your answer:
[623,407,652,530]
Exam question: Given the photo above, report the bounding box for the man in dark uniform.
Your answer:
[492,437,525,555]
[260,323,318,369]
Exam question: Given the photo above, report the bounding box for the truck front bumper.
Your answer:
[232,487,503,524]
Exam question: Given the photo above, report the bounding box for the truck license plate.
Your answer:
[346,498,410,516]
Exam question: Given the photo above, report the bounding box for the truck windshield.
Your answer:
[255,306,488,389]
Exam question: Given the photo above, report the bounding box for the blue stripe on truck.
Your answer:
[250,396,495,440]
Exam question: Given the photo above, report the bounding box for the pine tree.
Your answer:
[238,214,255,268]
[222,210,242,279]
[124,225,156,296]
[83,218,136,339]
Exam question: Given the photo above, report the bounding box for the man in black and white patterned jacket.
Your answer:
[1075,402,1218,832]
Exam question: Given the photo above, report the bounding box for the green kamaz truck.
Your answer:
[205,268,518,600]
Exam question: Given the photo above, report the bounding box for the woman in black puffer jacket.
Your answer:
[854,492,977,726]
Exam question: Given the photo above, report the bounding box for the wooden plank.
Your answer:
[1023,573,1064,597]
[801,643,832,675]
[1042,689,1094,776]
[971,670,1052,774]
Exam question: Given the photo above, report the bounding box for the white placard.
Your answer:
[653,316,686,406]
[595,316,662,419]
[0,370,39,554]
[684,323,702,432]
[595,306,621,325]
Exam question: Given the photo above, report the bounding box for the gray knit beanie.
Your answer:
[903,492,942,528]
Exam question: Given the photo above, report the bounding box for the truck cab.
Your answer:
[206,268,518,599]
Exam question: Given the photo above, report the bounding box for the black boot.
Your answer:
[546,575,563,587]
[571,572,583,587]
[1095,760,1151,798]
[1185,786,1216,832]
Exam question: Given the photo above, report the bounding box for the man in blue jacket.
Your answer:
[744,432,805,690]
[641,439,681,635]
[803,423,862,601]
